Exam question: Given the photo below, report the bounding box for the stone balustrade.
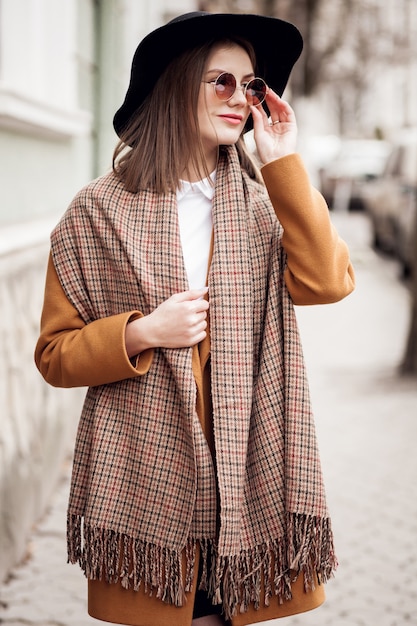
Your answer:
[0,237,84,582]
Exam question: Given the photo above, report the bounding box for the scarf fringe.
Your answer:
[67,512,337,619]
[67,514,195,606]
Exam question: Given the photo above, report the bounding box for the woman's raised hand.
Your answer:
[250,88,297,164]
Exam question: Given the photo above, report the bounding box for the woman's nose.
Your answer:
[228,86,248,106]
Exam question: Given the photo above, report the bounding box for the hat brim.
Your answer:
[113,12,303,137]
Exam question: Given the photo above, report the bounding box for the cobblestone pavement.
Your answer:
[1,213,416,626]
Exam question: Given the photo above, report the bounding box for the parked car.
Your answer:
[319,138,391,211]
[362,130,417,277]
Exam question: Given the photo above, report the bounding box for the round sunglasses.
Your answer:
[203,72,268,106]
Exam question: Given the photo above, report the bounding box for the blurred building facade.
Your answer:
[1,0,416,583]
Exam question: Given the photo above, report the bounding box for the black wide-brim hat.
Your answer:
[113,11,303,137]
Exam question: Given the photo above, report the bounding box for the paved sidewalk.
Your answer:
[1,213,416,626]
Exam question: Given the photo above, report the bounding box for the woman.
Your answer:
[35,11,355,626]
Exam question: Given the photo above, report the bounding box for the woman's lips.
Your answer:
[218,114,243,125]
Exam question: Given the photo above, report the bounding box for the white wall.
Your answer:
[0,0,94,226]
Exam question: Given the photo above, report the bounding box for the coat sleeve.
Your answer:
[34,254,154,388]
[261,154,355,305]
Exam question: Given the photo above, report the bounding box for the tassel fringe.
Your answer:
[67,512,337,620]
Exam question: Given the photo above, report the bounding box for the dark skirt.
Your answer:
[192,553,223,620]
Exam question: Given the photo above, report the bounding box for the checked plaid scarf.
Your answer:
[52,145,337,619]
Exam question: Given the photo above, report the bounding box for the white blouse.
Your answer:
[176,171,215,290]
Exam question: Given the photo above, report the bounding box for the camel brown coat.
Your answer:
[35,154,355,625]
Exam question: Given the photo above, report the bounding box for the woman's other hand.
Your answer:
[125,288,209,356]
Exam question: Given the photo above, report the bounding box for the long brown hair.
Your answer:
[112,38,263,193]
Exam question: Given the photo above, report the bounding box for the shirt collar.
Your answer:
[177,170,216,202]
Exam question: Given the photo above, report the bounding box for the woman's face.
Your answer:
[198,43,254,165]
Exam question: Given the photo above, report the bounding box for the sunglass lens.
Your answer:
[246,78,267,105]
[214,73,236,100]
